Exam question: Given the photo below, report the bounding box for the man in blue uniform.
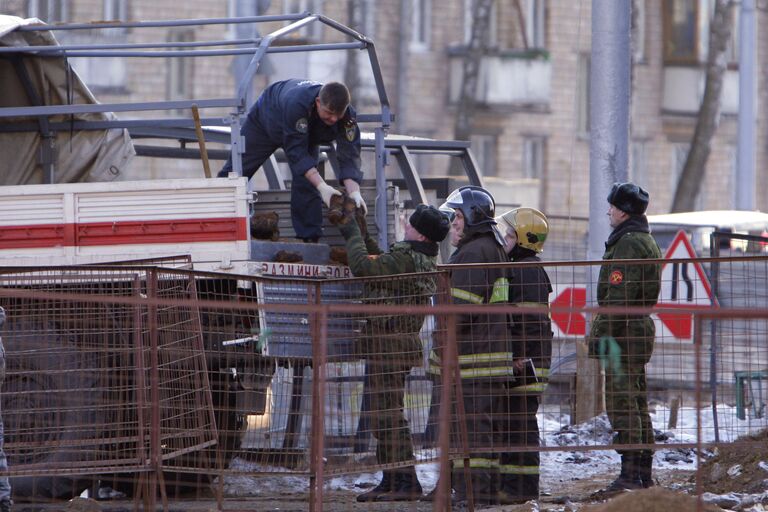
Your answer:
[219,80,366,242]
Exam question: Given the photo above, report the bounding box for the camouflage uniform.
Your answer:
[589,215,661,471]
[500,252,553,501]
[339,220,438,466]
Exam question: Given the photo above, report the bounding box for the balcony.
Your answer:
[448,48,551,107]
[662,66,739,115]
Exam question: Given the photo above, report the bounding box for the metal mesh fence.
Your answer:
[0,256,765,510]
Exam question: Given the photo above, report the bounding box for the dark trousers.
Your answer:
[452,381,511,503]
[499,391,540,498]
[219,115,323,240]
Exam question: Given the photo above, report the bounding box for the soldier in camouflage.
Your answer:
[329,201,450,502]
[589,183,662,497]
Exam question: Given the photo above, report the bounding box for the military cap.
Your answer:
[607,182,649,215]
[410,204,451,242]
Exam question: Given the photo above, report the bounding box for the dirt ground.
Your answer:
[2,468,728,512]
[14,430,768,511]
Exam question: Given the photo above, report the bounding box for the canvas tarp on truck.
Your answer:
[0,15,134,185]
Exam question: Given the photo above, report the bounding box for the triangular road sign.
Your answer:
[655,230,718,339]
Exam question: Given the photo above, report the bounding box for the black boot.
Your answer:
[638,450,654,488]
[357,471,394,502]
[376,466,423,502]
[590,452,643,499]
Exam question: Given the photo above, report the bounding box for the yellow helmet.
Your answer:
[495,207,549,253]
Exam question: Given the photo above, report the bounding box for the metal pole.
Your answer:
[397,0,410,133]
[375,127,389,249]
[581,0,631,422]
[736,0,756,210]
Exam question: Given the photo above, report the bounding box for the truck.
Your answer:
[0,12,482,499]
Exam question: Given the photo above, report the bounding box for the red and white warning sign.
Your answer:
[655,230,718,340]
[548,230,717,340]
[551,285,587,337]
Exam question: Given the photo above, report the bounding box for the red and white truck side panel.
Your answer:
[0,177,251,272]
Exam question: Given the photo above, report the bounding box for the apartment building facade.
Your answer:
[3,0,766,217]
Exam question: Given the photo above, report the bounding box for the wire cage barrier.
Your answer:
[0,255,765,509]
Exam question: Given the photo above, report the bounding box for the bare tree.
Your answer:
[450,0,494,175]
[671,0,734,212]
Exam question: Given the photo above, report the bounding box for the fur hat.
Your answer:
[409,204,451,242]
[607,182,649,215]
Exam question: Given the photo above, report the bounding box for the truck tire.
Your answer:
[1,322,104,499]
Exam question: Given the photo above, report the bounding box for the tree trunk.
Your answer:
[670,0,734,212]
[449,0,494,176]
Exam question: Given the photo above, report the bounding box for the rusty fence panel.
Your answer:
[0,256,766,510]
[0,266,216,505]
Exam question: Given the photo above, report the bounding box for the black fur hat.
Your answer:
[607,182,649,215]
[410,204,451,242]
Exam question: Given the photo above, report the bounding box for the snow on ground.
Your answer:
[221,403,768,501]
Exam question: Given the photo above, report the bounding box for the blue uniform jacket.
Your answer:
[249,79,363,183]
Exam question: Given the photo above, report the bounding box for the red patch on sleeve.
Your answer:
[609,270,624,285]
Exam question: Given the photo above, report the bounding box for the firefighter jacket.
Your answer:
[248,79,363,183]
[589,215,662,358]
[339,220,438,368]
[508,251,553,393]
[434,231,512,380]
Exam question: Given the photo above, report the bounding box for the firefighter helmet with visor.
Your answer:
[440,186,497,227]
[496,207,549,253]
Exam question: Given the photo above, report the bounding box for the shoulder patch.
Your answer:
[345,124,356,142]
[295,117,308,133]
[609,270,624,285]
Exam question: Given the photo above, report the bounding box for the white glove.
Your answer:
[316,182,342,208]
[348,190,368,215]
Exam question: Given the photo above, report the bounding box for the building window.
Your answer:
[522,0,546,49]
[167,30,194,105]
[463,0,497,47]
[283,0,324,41]
[663,0,738,65]
[577,54,590,135]
[522,135,545,179]
[471,134,497,177]
[27,0,68,22]
[102,0,129,34]
[410,0,431,51]
[103,0,128,20]
[632,0,646,62]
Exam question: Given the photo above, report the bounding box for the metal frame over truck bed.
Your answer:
[0,11,483,248]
